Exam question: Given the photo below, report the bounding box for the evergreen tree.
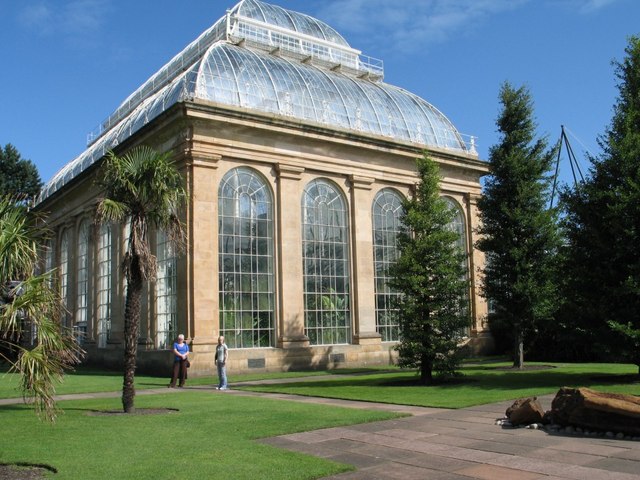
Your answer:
[388,153,469,385]
[476,82,560,369]
[0,144,42,202]
[561,36,640,372]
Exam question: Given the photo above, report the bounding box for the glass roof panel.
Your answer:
[234,0,350,47]
[195,43,465,152]
[40,0,474,203]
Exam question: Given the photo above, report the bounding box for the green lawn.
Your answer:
[236,362,640,408]
[2,360,638,479]
[0,391,401,480]
[0,365,332,399]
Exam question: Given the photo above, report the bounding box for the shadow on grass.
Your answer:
[238,366,640,392]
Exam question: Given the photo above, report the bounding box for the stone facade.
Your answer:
[37,100,490,376]
[35,0,491,377]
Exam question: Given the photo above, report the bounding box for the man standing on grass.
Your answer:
[215,335,229,390]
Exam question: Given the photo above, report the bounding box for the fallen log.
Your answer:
[549,387,640,436]
[506,397,545,425]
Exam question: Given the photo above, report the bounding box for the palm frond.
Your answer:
[95,198,128,225]
[0,197,39,280]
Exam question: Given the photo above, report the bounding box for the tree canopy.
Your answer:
[0,144,42,202]
[560,35,640,371]
[476,82,561,369]
[388,153,469,384]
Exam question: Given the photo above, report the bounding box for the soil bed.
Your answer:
[0,464,55,480]
[87,408,179,416]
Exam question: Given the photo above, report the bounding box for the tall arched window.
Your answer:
[372,188,404,341]
[97,224,112,348]
[443,197,471,335]
[59,229,70,328]
[76,219,90,343]
[302,179,351,345]
[44,239,55,285]
[156,229,177,349]
[218,167,275,348]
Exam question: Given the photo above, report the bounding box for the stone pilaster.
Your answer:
[276,163,309,348]
[348,175,381,346]
[465,192,488,333]
[184,143,221,349]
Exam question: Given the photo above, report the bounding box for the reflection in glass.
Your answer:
[156,229,177,349]
[97,224,112,348]
[59,229,70,328]
[75,220,90,344]
[443,197,471,336]
[302,179,350,345]
[219,167,274,348]
[372,189,404,341]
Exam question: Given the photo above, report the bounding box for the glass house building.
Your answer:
[37,0,491,374]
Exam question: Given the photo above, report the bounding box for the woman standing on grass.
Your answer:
[169,334,189,388]
[215,335,229,390]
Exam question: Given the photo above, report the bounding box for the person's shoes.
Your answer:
[168,384,175,388]
[178,384,185,388]
[220,386,228,390]
[215,387,220,390]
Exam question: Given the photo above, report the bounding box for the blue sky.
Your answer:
[1,0,638,189]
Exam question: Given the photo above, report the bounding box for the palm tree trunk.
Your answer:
[122,257,142,413]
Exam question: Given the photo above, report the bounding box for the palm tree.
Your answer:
[96,146,186,413]
[0,195,83,421]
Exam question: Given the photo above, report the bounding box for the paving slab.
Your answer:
[259,390,640,479]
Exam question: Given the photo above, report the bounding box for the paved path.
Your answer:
[3,380,640,479]
[258,394,640,479]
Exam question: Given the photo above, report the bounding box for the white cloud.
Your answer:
[315,0,530,54]
[18,0,110,37]
[18,2,54,33]
[63,0,109,33]
[576,0,620,14]
[313,0,623,55]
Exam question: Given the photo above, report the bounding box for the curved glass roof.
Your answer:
[40,0,475,202]
[196,43,465,149]
[235,0,350,47]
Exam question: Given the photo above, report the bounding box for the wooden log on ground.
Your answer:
[550,387,640,435]
[506,397,545,425]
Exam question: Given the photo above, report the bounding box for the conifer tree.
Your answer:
[388,153,469,385]
[561,36,640,372]
[476,82,560,369]
[0,144,42,202]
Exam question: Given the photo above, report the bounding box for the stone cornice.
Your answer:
[276,163,305,180]
[348,174,375,190]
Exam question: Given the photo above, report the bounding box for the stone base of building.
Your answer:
[82,342,399,377]
[82,330,495,378]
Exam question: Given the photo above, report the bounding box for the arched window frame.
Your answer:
[59,228,70,328]
[156,229,177,349]
[97,223,112,348]
[442,196,471,336]
[218,167,275,349]
[372,188,404,342]
[75,219,90,344]
[302,178,351,345]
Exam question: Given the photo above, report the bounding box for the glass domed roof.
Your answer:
[40,0,475,202]
[234,0,350,47]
